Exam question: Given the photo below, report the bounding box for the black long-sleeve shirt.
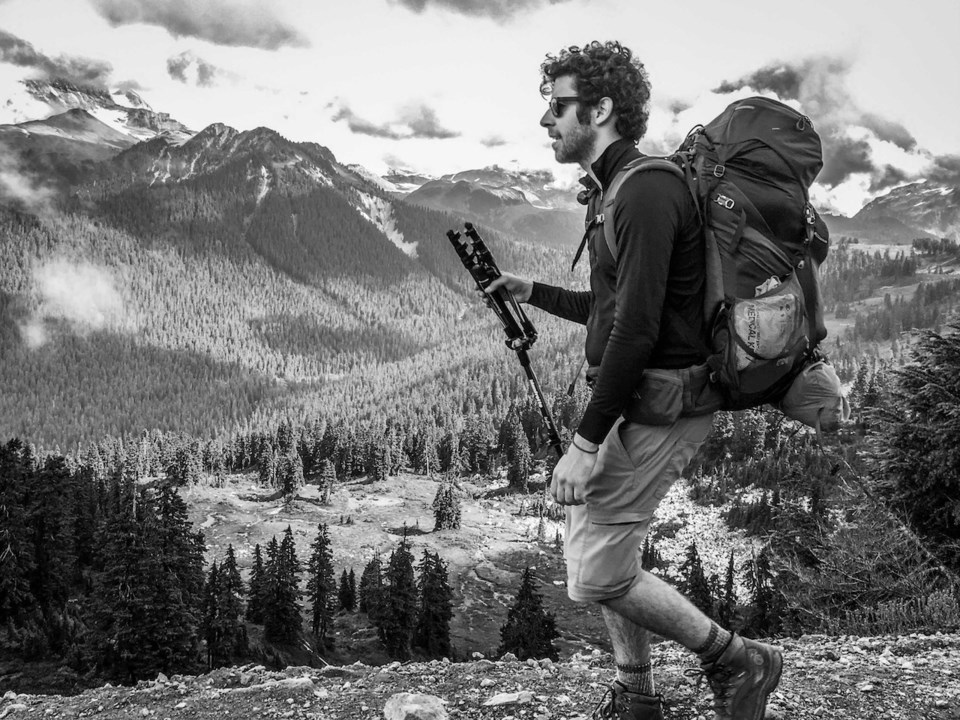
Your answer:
[529,139,705,444]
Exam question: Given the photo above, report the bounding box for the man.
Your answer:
[486,41,782,720]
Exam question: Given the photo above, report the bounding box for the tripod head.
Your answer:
[446,222,538,352]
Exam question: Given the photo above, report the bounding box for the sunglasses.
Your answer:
[547,96,580,118]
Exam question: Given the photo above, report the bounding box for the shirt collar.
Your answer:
[589,137,642,191]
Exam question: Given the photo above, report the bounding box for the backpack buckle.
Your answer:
[713,165,725,178]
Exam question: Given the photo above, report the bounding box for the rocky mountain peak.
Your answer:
[854,180,960,240]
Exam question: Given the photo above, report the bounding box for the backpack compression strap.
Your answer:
[600,157,688,262]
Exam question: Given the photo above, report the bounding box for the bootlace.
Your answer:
[590,685,617,719]
[687,664,736,715]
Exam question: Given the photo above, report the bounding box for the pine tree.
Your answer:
[0,440,36,625]
[718,551,738,629]
[86,481,204,681]
[877,324,960,567]
[202,561,224,668]
[246,544,267,624]
[338,568,357,611]
[504,412,532,492]
[432,481,461,531]
[743,547,781,637]
[318,459,337,505]
[305,523,337,646]
[218,545,247,662]
[279,451,305,503]
[414,551,453,658]
[262,529,303,644]
[640,537,664,572]
[498,567,559,661]
[377,532,417,660]
[358,552,383,616]
[677,541,714,615]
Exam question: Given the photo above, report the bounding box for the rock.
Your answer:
[0,705,28,720]
[383,693,448,720]
[156,673,169,685]
[483,691,535,706]
[500,652,518,662]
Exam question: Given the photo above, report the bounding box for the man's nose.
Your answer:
[540,108,554,127]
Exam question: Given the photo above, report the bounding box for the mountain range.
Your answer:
[3,78,957,247]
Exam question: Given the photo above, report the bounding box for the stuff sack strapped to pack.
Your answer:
[601,96,836,416]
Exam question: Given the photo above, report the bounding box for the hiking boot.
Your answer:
[701,634,782,720]
[591,681,664,720]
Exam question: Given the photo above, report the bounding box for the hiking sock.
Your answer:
[694,622,733,665]
[616,662,655,696]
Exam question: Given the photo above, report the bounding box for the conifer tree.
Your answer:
[202,561,224,668]
[306,523,337,646]
[432,481,461,531]
[318,459,337,505]
[503,412,531,492]
[377,532,417,660]
[0,440,36,625]
[279,451,305,502]
[640,537,664,572]
[338,568,357,611]
[718,551,738,629]
[677,541,714,615]
[87,481,204,681]
[358,552,383,616]
[497,567,559,661]
[246,544,267,624]
[414,551,453,658]
[262,529,303,643]
[743,547,781,637]
[217,545,247,662]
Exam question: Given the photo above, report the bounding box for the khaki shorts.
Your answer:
[564,414,713,603]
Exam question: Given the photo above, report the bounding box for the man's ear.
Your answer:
[594,97,615,126]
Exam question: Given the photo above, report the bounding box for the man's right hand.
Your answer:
[485,272,534,304]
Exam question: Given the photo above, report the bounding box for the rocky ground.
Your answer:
[3,633,959,720]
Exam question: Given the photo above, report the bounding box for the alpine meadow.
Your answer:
[2,66,960,719]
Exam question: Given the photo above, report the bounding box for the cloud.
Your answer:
[928,154,960,185]
[0,141,57,216]
[0,30,112,87]
[712,56,929,197]
[332,104,460,140]
[19,259,124,349]
[481,136,507,148]
[91,0,309,50]
[167,50,223,86]
[390,0,575,21]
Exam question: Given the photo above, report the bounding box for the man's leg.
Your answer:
[601,569,712,650]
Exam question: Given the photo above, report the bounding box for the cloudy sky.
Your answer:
[0,0,958,215]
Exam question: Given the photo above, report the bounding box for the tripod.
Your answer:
[446,222,564,459]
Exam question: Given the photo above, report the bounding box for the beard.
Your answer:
[554,120,596,165]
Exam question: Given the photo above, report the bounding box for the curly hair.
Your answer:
[540,41,651,143]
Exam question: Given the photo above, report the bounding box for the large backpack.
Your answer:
[601,96,831,411]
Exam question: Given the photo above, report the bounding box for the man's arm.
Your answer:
[485,274,592,324]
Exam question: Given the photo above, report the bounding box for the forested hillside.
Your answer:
[2,101,960,700]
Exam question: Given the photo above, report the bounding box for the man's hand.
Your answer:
[485,272,533,303]
[550,434,599,506]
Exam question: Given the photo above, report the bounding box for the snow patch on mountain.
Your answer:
[299,164,332,187]
[255,165,270,205]
[355,192,417,258]
[347,164,399,193]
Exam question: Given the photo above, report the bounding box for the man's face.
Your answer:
[541,75,596,167]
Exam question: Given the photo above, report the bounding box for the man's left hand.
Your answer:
[550,434,599,505]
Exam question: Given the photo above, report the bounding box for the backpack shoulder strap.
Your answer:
[601,157,687,262]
